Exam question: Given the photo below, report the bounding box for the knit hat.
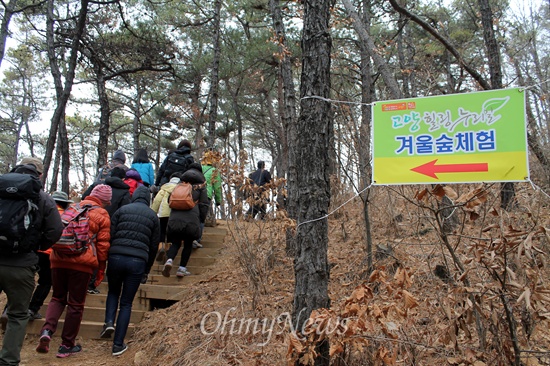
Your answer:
[19,157,44,174]
[113,149,126,164]
[51,191,73,203]
[126,168,142,181]
[90,184,112,204]
[177,140,192,150]
[110,166,126,179]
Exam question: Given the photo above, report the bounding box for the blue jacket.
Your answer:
[131,162,155,187]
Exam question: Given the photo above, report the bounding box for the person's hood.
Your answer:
[174,146,191,155]
[181,168,205,185]
[113,150,126,164]
[12,164,40,178]
[132,185,150,205]
[105,176,130,190]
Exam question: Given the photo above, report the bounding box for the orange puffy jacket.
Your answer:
[49,196,111,274]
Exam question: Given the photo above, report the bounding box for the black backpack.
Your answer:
[0,172,42,254]
[164,153,194,178]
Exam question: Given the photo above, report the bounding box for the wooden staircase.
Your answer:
[26,223,227,339]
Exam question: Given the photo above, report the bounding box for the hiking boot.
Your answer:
[100,322,115,339]
[28,309,42,320]
[0,309,7,331]
[87,288,100,294]
[155,247,166,262]
[162,259,173,277]
[56,344,82,358]
[36,329,53,353]
[112,343,128,356]
[192,240,203,249]
[176,266,191,277]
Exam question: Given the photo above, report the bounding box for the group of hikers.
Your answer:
[0,140,273,364]
[0,141,274,364]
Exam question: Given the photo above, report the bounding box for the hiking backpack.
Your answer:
[164,153,194,178]
[168,182,200,210]
[95,162,115,182]
[0,172,42,254]
[52,203,98,256]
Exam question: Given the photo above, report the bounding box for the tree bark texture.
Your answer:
[207,0,222,149]
[270,0,298,231]
[477,0,517,210]
[43,0,90,184]
[94,61,110,172]
[293,0,332,364]
[341,0,402,99]
[358,0,375,274]
[477,0,502,89]
[59,117,70,193]
[0,0,17,69]
[132,82,144,152]
[388,0,491,90]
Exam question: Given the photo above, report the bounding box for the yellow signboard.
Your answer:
[372,88,528,185]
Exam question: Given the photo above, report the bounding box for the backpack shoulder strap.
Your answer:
[192,182,206,192]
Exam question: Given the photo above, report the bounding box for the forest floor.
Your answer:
[3,181,550,365]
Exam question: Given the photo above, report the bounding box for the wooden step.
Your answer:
[156,247,222,257]
[137,284,200,301]
[34,305,145,324]
[144,270,207,285]
[202,226,227,235]
[150,256,216,271]
[158,240,225,251]
[26,318,134,340]
[43,292,150,311]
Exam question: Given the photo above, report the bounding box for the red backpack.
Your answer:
[52,203,98,256]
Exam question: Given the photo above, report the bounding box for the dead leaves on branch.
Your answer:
[410,182,550,364]
[415,184,488,220]
[287,269,420,365]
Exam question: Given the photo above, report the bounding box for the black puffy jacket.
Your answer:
[109,186,160,274]
[155,147,194,187]
[167,168,209,239]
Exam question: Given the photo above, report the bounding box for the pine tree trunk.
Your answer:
[95,62,110,174]
[207,0,222,149]
[269,0,298,252]
[43,0,90,184]
[292,0,332,364]
[0,0,17,68]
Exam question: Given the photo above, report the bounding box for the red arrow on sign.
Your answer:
[411,159,489,179]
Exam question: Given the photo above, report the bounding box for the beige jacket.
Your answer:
[151,178,179,218]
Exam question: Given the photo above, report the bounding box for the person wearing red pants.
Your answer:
[36,184,112,358]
